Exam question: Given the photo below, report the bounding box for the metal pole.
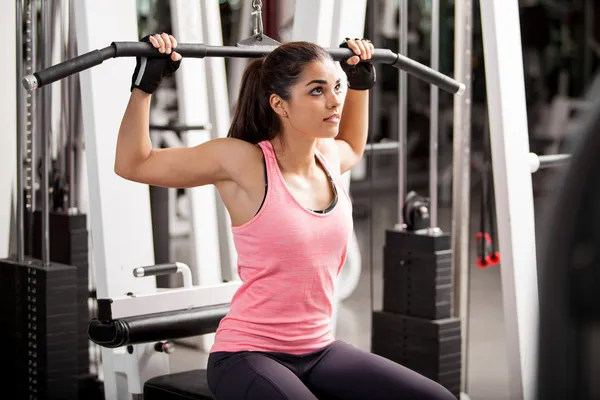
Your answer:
[451,0,473,396]
[583,0,593,86]
[60,0,69,212]
[429,0,440,230]
[68,0,79,211]
[537,154,571,169]
[41,0,53,265]
[32,0,39,215]
[16,0,25,261]
[365,141,400,154]
[397,0,408,228]
[25,0,37,256]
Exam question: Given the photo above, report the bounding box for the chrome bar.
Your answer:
[364,141,399,154]
[538,154,571,169]
[529,153,571,173]
[397,0,409,228]
[41,0,53,265]
[429,0,440,229]
[15,0,25,261]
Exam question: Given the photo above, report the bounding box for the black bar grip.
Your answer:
[23,42,466,95]
[22,46,116,91]
[111,42,398,64]
[393,53,465,95]
[328,48,398,64]
[150,124,211,132]
[133,263,179,278]
[111,41,209,58]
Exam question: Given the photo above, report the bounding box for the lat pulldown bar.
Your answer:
[22,42,466,95]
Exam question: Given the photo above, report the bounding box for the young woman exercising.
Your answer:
[116,32,455,400]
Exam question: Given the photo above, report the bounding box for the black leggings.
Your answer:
[207,340,456,400]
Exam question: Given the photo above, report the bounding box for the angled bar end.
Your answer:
[22,75,38,91]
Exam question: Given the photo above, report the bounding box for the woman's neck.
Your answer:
[270,134,319,177]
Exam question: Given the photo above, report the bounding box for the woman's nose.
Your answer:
[328,94,341,108]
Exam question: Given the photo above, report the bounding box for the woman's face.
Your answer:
[273,59,345,140]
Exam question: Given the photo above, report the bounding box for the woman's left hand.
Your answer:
[340,38,376,90]
[344,38,374,65]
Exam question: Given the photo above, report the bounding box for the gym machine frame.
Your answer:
[479,2,539,399]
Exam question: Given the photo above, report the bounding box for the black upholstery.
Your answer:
[88,303,230,399]
[88,304,230,348]
[144,369,213,400]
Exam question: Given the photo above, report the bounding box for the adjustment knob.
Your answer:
[154,341,175,354]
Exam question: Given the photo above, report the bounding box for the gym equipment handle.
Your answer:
[134,262,193,288]
[528,153,571,173]
[133,263,179,277]
[23,41,466,95]
[22,46,115,90]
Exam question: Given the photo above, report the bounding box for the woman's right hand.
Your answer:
[130,33,183,94]
[148,33,182,61]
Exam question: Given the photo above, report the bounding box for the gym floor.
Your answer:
[166,168,557,400]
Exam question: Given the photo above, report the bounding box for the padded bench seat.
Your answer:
[144,369,214,400]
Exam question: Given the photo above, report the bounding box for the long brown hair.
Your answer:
[227,41,332,144]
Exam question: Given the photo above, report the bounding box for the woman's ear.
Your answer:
[269,94,288,118]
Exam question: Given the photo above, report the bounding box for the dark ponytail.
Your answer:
[227,41,332,144]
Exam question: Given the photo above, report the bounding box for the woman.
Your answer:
[116,33,454,400]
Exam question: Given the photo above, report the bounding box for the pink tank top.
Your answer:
[211,140,354,355]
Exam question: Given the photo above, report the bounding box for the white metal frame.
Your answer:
[105,280,240,320]
[1,1,17,259]
[111,343,170,396]
[198,0,238,283]
[479,2,539,400]
[74,2,158,398]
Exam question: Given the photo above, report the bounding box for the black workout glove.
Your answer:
[130,34,181,94]
[339,39,376,90]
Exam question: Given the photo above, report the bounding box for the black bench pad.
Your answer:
[144,369,214,400]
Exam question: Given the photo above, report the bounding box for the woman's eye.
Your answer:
[310,87,323,95]
[335,83,342,92]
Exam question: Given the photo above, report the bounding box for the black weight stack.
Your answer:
[25,210,101,398]
[0,257,78,399]
[371,229,462,398]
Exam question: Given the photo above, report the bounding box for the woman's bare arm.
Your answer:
[335,39,374,174]
[114,89,252,189]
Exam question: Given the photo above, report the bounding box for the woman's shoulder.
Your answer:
[217,137,264,177]
[218,137,264,158]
